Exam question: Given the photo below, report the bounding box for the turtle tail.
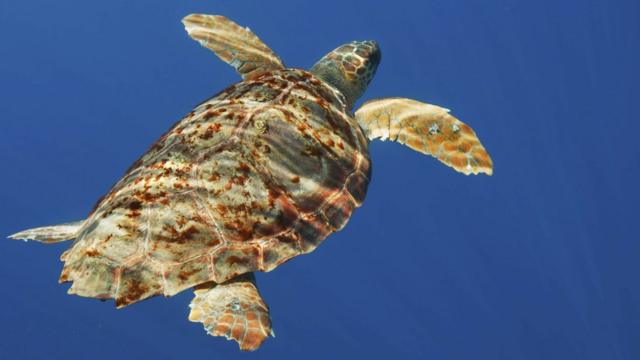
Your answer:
[9,220,84,243]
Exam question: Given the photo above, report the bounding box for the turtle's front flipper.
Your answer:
[355,98,493,175]
[182,14,285,80]
[9,220,84,243]
[189,273,273,351]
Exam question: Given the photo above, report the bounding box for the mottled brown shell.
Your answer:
[59,69,370,307]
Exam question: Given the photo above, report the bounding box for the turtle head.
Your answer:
[310,40,381,109]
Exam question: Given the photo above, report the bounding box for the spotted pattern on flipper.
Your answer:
[57,69,371,306]
[183,14,284,80]
[188,273,273,351]
[356,97,493,175]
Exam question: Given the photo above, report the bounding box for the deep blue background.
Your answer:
[1,1,639,359]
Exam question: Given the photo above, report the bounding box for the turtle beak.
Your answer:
[358,40,381,68]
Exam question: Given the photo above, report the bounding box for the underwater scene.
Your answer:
[0,0,638,359]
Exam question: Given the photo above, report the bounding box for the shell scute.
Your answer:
[249,109,348,214]
[296,96,358,164]
[66,256,118,299]
[61,69,371,305]
[212,244,262,282]
[295,213,333,253]
[115,260,164,307]
[321,190,357,231]
[163,255,213,296]
[195,146,299,242]
[260,232,302,271]
[147,193,221,263]
[82,212,142,264]
[344,170,369,206]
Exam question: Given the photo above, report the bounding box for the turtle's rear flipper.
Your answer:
[8,220,84,243]
[189,273,274,351]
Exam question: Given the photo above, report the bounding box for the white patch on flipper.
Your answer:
[428,123,440,135]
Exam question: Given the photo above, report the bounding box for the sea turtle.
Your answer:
[10,14,493,351]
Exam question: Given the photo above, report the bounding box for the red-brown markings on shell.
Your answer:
[249,107,347,214]
[65,256,120,299]
[195,145,299,244]
[115,259,165,307]
[294,212,334,253]
[211,243,262,282]
[59,69,371,305]
[259,231,301,271]
[147,193,222,263]
[163,255,212,296]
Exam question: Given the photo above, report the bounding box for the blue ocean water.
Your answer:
[1,0,638,359]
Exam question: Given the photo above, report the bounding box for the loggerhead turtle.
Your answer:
[10,14,493,351]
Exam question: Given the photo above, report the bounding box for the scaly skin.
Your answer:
[356,98,493,176]
[188,273,273,351]
[182,14,285,80]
